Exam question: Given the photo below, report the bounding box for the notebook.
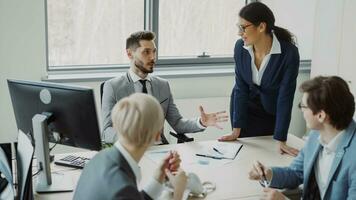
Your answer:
[197,141,243,160]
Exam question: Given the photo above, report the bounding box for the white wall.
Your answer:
[311,0,356,118]
[262,0,317,60]
[0,0,46,142]
[0,0,308,144]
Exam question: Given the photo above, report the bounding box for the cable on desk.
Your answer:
[49,140,59,152]
[32,170,41,177]
[32,163,43,177]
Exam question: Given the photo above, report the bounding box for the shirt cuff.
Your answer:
[142,177,164,199]
[196,117,207,129]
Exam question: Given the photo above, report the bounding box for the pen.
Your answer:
[195,153,222,160]
[213,147,223,155]
[149,150,170,154]
[261,166,269,188]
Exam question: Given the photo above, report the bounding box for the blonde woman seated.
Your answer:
[74,93,187,200]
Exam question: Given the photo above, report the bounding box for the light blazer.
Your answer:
[73,147,152,200]
[231,39,300,141]
[270,120,356,199]
[101,72,204,143]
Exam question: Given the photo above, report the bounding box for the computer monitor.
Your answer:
[7,79,102,193]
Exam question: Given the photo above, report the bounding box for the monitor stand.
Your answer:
[32,113,73,193]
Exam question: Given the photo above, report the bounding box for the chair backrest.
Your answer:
[100,81,105,105]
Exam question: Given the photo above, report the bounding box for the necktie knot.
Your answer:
[139,79,147,84]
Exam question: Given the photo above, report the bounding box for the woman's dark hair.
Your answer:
[300,76,355,130]
[239,2,296,45]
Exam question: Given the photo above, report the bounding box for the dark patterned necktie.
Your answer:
[139,80,147,94]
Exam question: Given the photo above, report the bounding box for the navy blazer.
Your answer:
[231,39,300,141]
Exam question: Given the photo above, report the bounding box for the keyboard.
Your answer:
[54,155,90,169]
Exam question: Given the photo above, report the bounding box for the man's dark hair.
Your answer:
[126,31,155,50]
[300,76,355,130]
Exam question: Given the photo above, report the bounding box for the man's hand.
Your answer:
[261,188,287,200]
[154,151,181,183]
[218,128,241,141]
[248,161,272,182]
[278,141,299,157]
[199,106,228,129]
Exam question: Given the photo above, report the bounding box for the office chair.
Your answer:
[100,81,105,104]
[99,81,194,144]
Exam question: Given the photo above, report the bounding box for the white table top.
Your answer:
[35,134,304,200]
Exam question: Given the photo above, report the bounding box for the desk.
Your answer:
[35,135,304,200]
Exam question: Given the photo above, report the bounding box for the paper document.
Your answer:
[197,141,243,160]
[144,141,243,168]
[145,148,173,164]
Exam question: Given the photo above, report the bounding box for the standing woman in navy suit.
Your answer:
[219,2,300,156]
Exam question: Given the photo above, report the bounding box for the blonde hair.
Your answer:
[111,93,164,147]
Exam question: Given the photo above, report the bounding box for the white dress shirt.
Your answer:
[129,69,153,95]
[243,33,281,86]
[114,141,164,199]
[315,130,345,198]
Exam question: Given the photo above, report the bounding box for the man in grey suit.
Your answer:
[102,31,228,144]
[74,93,188,200]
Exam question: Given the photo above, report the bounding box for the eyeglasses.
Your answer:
[298,102,308,110]
[238,23,253,33]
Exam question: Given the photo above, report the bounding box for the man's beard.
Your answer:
[134,60,154,74]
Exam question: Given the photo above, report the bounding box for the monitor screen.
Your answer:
[7,79,101,151]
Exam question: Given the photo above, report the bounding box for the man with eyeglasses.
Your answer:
[249,76,356,200]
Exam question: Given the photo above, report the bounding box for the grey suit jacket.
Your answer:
[73,147,152,200]
[101,72,204,143]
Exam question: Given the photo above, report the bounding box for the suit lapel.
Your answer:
[109,147,137,185]
[148,77,168,144]
[324,121,356,193]
[150,77,160,100]
[260,54,280,86]
[304,141,322,186]
[242,50,253,85]
[124,72,135,95]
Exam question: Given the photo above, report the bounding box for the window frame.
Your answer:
[45,0,310,81]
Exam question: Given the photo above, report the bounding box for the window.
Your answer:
[46,0,312,72]
[47,0,144,67]
[46,0,244,70]
[158,0,244,59]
